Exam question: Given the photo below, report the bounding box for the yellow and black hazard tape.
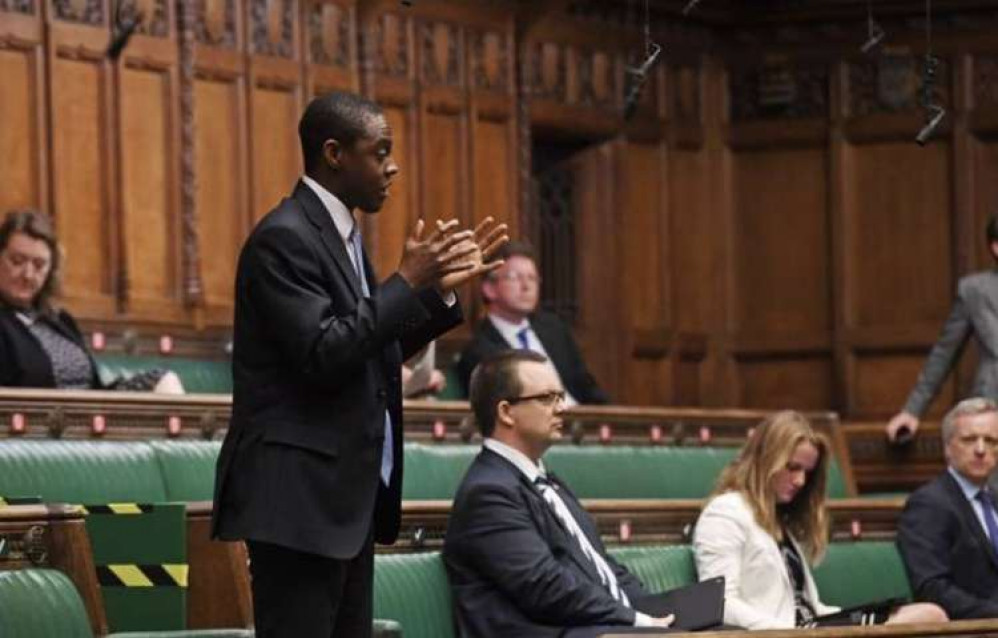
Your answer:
[81,503,155,515]
[96,564,189,588]
[0,496,43,507]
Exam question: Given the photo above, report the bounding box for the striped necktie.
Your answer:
[975,489,998,556]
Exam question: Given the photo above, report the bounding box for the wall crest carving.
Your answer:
[0,0,35,15]
[849,53,950,116]
[470,29,508,92]
[373,12,409,78]
[53,0,102,25]
[250,0,294,58]
[577,48,617,110]
[420,20,460,86]
[118,0,168,38]
[308,2,351,68]
[729,62,828,121]
[528,41,567,103]
[196,0,236,48]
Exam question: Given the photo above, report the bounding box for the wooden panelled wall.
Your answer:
[3,0,998,418]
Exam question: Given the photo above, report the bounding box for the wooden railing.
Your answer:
[843,421,944,493]
[607,619,998,638]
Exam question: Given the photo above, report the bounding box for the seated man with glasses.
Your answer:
[897,397,998,619]
[455,240,609,405]
[444,350,678,637]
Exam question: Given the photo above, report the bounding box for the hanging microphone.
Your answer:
[915,54,945,146]
[623,43,662,121]
[106,6,142,60]
[860,18,885,54]
[682,0,703,15]
[916,104,945,146]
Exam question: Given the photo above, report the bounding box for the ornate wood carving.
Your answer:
[117,0,169,38]
[729,61,829,121]
[250,0,294,59]
[577,48,617,110]
[178,0,202,306]
[373,12,408,79]
[195,0,236,48]
[470,29,509,92]
[308,2,351,68]
[975,55,998,108]
[517,40,533,243]
[420,20,460,87]
[52,0,102,25]
[528,41,567,103]
[0,0,35,14]
[849,53,950,116]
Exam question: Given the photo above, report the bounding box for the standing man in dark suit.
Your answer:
[444,350,676,637]
[455,241,609,405]
[887,215,998,443]
[897,397,998,619]
[212,91,506,638]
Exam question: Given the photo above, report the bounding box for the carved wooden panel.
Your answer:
[423,112,461,223]
[473,119,512,227]
[528,41,567,103]
[420,20,460,87]
[576,47,617,110]
[369,106,411,278]
[0,0,35,13]
[848,53,951,116]
[853,353,957,417]
[975,55,998,108]
[729,61,828,121]
[249,0,294,58]
[847,142,952,328]
[50,57,111,304]
[194,78,245,313]
[670,150,717,332]
[373,12,408,79]
[196,0,237,48]
[118,0,169,37]
[51,0,103,24]
[120,67,177,308]
[738,357,833,409]
[0,48,44,212]
[308,1,350,68]
[470,29,508,92]
[733,149,829,334]
[249,87,299,220]
[673,64,701,123]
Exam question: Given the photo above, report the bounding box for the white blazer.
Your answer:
[693,491,839,629]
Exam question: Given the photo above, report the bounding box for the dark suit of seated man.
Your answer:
[455,241,608,406]
[444,350,678,638]
[897,397,998,619]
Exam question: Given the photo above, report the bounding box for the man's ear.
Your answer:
[322,139,343,171]
[496,401,515,429]
[481,279,497,304]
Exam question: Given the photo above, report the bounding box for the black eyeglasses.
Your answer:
[506,390,566,407]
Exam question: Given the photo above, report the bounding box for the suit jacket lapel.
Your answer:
[481,318,510,348]
[942,473,998,569]
[293,181,363,301]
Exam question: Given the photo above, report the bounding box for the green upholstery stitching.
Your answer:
[96,354,232,394]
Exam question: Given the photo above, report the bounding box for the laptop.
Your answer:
[633,576,726,631]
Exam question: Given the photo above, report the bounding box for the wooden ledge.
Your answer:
[606,618,998,638]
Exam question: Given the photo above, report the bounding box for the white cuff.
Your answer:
[633,611,655,627]
[439,290,457,307]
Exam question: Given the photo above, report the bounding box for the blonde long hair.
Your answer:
[713,410,830,562]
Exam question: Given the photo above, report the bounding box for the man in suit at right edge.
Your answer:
[897,397,998,619]
[455,240,608,405]
[444,350,684,637]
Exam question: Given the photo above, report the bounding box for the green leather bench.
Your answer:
[96,355,232,395]
[0,568,253,638]
[401,443,849,500]
[373,541,912,638]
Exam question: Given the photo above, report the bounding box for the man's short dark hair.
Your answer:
[483,240,537,287]
[987,214,998,246]
[469,350,548,438]
[298,91,384,173]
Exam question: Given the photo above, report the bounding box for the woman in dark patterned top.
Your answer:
[693,410,946,629]
[0,209,183,393]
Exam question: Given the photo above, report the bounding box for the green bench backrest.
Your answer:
[608,545,698,592]
[96,354,233,394]
[812,541,912,607]
[401,443,849,500]
[0,440,167,503]
[374,552,455,638]
[0,569,93,638]
[150,441,223,502]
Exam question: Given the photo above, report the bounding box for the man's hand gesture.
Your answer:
[436,217,509,292]
[397,219,477,290]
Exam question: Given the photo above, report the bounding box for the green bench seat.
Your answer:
[96,354,232,395]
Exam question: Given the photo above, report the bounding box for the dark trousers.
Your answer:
[247,539,374,638]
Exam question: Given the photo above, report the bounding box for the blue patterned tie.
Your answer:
[516,327,530,351]
[349,226,393,485]
[975,489,998,557]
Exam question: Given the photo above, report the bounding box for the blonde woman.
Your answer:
[693,410,946,629]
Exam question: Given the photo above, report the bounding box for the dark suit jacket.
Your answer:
[443,448,646,637]
[455,311,609,404]
[211,181,462,559]
[896,471,998,619]
[0,307,100,388]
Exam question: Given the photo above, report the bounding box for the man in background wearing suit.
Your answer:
[897,397,998,619]
[212,91,505,638]
[444,350,675,637]
[887,215,998,444]
[455,240,609,405]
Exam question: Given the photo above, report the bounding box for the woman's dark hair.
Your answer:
[0,209,62,313]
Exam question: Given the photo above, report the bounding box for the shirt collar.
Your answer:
[488,313,531,348]
[302,175,355,243]
[483,438,547,483]
[948,465,987,501]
